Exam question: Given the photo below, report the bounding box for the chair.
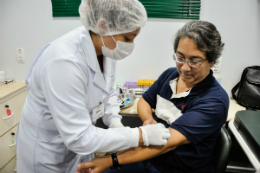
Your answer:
[213,127,232,173]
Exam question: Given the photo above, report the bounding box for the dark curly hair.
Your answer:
[174,21,224,63]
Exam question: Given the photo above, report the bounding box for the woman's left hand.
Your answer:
[76,156,112,173]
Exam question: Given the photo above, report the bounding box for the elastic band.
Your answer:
[111,35,117,42]
[101,36,105,46]
[101,35,116,47]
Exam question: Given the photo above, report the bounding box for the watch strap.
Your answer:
[110,153,122,169]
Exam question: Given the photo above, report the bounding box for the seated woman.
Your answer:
[76,20,229,173]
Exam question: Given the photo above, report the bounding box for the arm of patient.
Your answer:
[76,128,190,173]
[138,96,157,125]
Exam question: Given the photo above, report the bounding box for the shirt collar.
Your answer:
[169,77,192,99]
[169,69,215,97]
[189,70,215,96]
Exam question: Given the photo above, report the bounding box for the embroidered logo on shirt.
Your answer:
[111,75,114,78]
[180,103,185,109]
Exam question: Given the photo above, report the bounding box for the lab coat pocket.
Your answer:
[35,128,68,172]
[37,126,60,142]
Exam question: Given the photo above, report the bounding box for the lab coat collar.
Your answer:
[92,56,116,95]
[79,26,97,72]
[103,56,117,83]
[105,57,117,93]
[92,62,108,94]
[80,27,115,95]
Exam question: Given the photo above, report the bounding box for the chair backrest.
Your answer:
[213,127,232,173]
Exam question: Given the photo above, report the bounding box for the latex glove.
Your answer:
[108,118,124,128]
[142,119,157,126]
[140,123,170,146]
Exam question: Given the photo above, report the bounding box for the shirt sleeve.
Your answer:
[42,58,134,154]
[142,68,171,109]
[170,99,229,145]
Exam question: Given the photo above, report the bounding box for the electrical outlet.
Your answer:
[211,56,222,73]
[17,48,25,63]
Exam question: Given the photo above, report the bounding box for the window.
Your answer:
[51,0,201,20]
[141,0,200,19]
[51,0,81,17]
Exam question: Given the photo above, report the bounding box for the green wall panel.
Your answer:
[51,0,200,19]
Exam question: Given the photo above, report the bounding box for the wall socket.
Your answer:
[17,48,25,63]
[211,56,222,73]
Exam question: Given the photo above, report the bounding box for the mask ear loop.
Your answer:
[102,21,117,43]
[101,35,117,47]
[111,35,117,43]
[99,21,117,48]
[100,33,117,49]
[101,36,106,47]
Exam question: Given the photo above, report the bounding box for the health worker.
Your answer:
[16,0,171,173]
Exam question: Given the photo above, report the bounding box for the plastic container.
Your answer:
[143,80,150,90]
[130,82,137,88]
[5,105,12,116]
[117,93,137,109]
[137,79,144,89]
[134,88,144,97]
[124,82,137,88]
[11,132,16,144]
[116,83,123,95]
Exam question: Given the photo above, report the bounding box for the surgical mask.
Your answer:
[101,35,135,60]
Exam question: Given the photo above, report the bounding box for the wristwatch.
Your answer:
[110,153,122,169]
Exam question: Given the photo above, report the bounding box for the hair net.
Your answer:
[79,0,147,36]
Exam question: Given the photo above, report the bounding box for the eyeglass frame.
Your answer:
[173,53,208,68]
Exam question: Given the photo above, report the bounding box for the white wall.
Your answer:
[1,0,260,97]
[200,0,260,96]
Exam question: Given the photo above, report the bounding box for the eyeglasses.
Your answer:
[173,53,207,68]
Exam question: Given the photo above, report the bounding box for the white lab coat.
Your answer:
[16,27,135,173]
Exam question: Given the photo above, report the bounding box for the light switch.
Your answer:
[17,48,25,63]
[212,56,222,73]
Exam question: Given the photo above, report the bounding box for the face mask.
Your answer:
[101,35,135,60]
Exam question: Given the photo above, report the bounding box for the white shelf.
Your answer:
[229,119,260,170]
